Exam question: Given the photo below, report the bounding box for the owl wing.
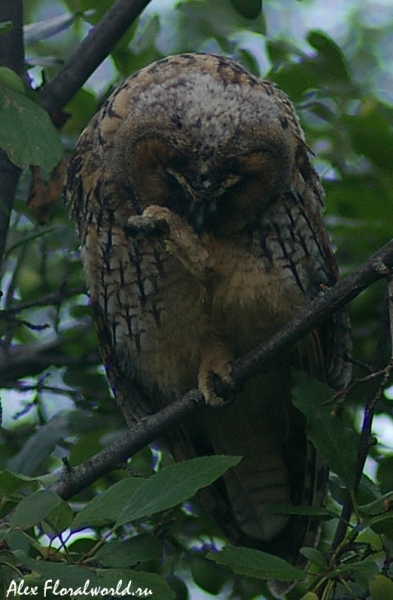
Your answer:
[65,115,155,424]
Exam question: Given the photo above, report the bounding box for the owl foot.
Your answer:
[127,205,212,278]
[199,349,235,406]
[126,208,170,239]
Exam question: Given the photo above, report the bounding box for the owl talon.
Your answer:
[126,214,170,239]
[198,352,235,407]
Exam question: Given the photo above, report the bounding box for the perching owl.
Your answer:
[65,53,351,594]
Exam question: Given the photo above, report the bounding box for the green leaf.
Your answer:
[190,554,229,595]
[300,547,327,569]
[0,21,12,33]
[0,67,25,93]
[229,0,262,19]
[0,470,39,497]
[0,85,62,170]
[96,569,176,599]
[344,104,393,172]
[307,30,349,82]
[291,370,358,488]
[43,498,74,534]
[116,455,241,527]
[7,412,76,476]
[72,477,145,528]
[95,534,162,568]
[369,574,393,600]
[18,553,100,588]
[24,12,78,44]
[9,490,62,530]
[207,546,305,582]
[358,491,393,516]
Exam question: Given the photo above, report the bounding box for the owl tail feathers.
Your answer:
[221,443,292,542]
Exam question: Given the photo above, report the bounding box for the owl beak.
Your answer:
[188,196,209,235]
[176,173,213,234]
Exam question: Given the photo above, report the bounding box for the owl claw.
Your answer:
[126,213,170,239]
[198,352,235,407]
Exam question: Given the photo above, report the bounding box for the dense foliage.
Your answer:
[0,1,393,599]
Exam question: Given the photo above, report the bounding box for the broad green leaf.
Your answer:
[307,30,349,82]
[344,104,393,172]
[43,498,74,534]
[327,557,379,580]
[72,478,144,528]
[179,1,265,40]
[300,547,327,569]
[24,12,79,44]
[95,534,162,568]
[229,0,262,19]
[369,575,393,600]
[368,511,393,538]
[116,455,241,527]
[300,594,319,600]
[18,552,100,588]
[291,370,358,488]
[190,554,229,595]
[7,412,77,476]
[0,21,12,33]
[166,576,188,600]
[10,490,62,530]
[96,569,176,599]
[207,547,305,582]
[0,85,62,170]
[358,491,393,516]
[7,529,31,555]
[0,470,39,497]
[0,67,25,93]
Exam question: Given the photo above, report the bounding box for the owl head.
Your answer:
[99,54,299,235]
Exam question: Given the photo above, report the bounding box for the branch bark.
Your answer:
[39,0,152,113]
[51,238,393,500]
[0,0,152,267]
[0,0,24,268]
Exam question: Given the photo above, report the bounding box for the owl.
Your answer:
[65,53,351,595]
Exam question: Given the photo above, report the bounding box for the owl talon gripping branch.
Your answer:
[198,346,236,406]
[66,53,351,596]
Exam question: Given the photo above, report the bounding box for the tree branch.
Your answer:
[1,1,152,266]
[39,0,153,113]
[0,336,99,385]
[50,238,393,500]
[0,0,24,268]
[229,238,393,388]
[332,274,393,551]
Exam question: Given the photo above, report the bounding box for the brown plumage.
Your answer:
[65,53,351,595]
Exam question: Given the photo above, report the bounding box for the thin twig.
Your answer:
[331,274,393,551]
[0,286,86,314]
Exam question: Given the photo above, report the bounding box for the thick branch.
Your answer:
[39,0,152,112]
[51,238,393,500]
[0,337,99,384]
[0,0,24,267]
[1,1,151,266]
